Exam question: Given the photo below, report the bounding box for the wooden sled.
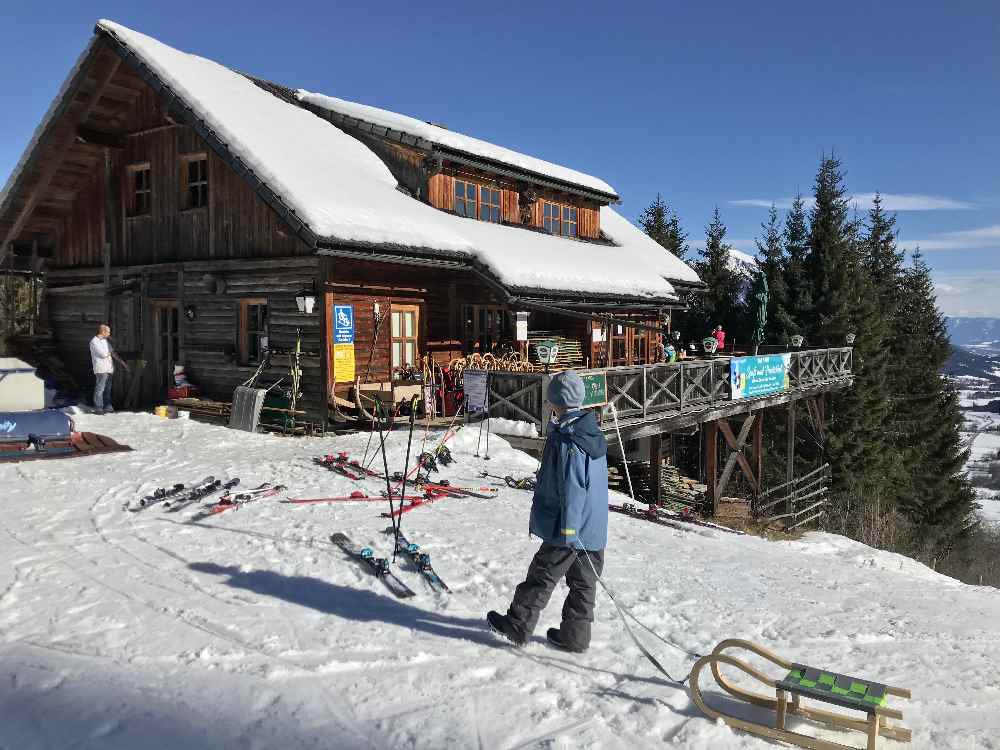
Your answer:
[0,432,132,463]
[689,639,911,750]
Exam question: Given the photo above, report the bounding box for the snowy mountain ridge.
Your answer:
[947,317,1000,348]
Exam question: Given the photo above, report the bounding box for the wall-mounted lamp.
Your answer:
[790,335,804,349]
[845,332,856,345]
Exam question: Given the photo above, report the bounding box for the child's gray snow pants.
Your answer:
[506,542,605,650]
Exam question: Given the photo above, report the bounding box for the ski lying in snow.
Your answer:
[330,533,416,598]
[649,505,746,535]
[480,471,537,491]
[611,503,745,535]
[380,490,456,518]
[127,476,214,511]
[313,456,365,481]
[162,478,225,512]
[383,528,451,594]
[202,483,286,515]
[165,477,238,511]
[411,479,498,499]
[282,491,425,505]
[330,452,385,479]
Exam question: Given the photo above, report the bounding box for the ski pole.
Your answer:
[373,397,398,534]
[609,403,636,502]
[395,395,420,563]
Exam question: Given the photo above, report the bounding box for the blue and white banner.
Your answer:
[333,305,355,344]
[730,354,791,400]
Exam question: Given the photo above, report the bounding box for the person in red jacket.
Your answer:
[713,325,726,352]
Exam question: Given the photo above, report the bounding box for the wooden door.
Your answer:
[609,323,630,366]
[390,304,420,376]
[153,301,179,393]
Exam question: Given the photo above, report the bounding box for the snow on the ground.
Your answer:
[963,411,1000,431]
[482,418,539,439]
[969,430,1000,463]
[3,412,1000,749]
[976,488,1000,524]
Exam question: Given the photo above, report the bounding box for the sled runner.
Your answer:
[689,639,911,750]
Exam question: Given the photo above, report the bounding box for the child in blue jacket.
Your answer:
[487,371,609,652]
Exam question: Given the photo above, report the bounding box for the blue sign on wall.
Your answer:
[333,305,355,344]
[730,354,791,400]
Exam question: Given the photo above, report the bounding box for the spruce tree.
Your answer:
[893,252,976,546]
[861,193,908,499]
[754,204,795,345]
[805,155,854,345]
[863,194,904,312]
[804,156,892,496]
[688,207,742,342]
[638,194,689,262]
[782,194,811,339]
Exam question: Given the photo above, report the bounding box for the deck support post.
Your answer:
[754,409,764,498]
[649,432,662,506]
[786,400,796,513]
[704,420,718,516]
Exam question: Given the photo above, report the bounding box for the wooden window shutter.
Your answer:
[501,190,520,224]
[579,207,600,239]
[428,174,454,210]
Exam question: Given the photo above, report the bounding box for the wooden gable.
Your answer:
[1,38,312,271]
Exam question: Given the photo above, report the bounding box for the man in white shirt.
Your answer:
[89,324,127,413]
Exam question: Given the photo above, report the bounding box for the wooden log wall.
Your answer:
[181,259,323,420]
[47,287,106,395]
[53,70,311,270]
[44,257,325,421]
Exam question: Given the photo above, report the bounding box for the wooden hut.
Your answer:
[0,20,701,427]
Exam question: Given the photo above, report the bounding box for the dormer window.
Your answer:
[542,201,577,237]
[479,186,501,223]
[454,179,501,223]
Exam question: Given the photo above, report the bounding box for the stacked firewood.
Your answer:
[608,460,708,512]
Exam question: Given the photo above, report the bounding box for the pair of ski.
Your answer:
[331,530,450,598]
[310,451,497,501]
[195,483,287,518]
[282,490,426,505]
[126,476,222,512]
[480,471,537,491]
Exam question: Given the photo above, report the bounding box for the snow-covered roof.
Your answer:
[88,20,697,300]
[295,90,617,199]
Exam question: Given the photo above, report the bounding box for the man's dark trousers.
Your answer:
[506,543,605,650]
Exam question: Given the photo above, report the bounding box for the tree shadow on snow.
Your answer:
[189,561,502,649]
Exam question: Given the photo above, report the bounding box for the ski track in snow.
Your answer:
[2,412,1000,749]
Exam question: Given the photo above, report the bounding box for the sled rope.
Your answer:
[575,403,701,685]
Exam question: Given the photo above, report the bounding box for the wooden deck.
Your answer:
[486,347,853,442]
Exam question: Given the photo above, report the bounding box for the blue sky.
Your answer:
[2,1,998,314]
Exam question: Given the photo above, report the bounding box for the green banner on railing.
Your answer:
[731,354,791,400]
[579,372,608,407]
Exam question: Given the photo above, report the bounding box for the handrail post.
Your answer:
[642,367,648,419]
[679,364,685,412]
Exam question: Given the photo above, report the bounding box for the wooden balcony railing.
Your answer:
[485,347,853,431]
